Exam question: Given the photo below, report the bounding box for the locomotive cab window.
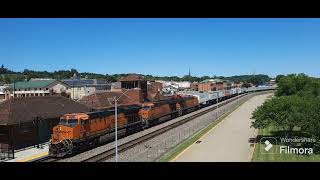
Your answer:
[143,106,151,110]
[59,119,67,125]
[68,119,78,127]
[81,120,89,125]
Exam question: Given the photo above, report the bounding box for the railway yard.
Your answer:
[0,74,276,162]
[26,90,273,162]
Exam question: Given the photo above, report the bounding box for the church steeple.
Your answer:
[188,68,191,77]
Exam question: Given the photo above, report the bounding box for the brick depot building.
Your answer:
[0,96,90,153]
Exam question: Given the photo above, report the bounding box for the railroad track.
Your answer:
[82,94,247,162]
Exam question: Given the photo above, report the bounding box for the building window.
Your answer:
[35,88,37,90]
[19,123,32,133]
[46,88,49,90]
[39,88,42,90]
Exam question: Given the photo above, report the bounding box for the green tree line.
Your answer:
[0,64,271,85]
[251,73,320,152]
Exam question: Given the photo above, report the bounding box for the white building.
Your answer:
[0,85,8,101]
[4,79,70,99]
[177,81,191,89]
[62,78,111,100]
[162,81,191,90]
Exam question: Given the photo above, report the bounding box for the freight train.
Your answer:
[49,86,275,157]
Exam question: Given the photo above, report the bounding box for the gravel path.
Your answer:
[174,93,272,162]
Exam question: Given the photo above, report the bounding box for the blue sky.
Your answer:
[1,18,320,78]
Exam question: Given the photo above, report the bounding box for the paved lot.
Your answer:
[173,93,272,162]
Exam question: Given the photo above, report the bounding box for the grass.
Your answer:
[158,96,252,162]
[251,126,320,162]
[267,94,274,98]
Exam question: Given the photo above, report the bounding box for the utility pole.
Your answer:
[73,81,74,100]
[114,96,118,162]
[109,88,136,162]
[13,81,15,99]
[216,91,219,118]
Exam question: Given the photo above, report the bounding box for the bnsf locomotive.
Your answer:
[49,95,199,157]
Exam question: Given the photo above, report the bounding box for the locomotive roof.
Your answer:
[151,96,194,106]
[86,104,142,119]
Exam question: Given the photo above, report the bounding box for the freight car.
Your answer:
[177,91,212,106]
[177,90,226,107]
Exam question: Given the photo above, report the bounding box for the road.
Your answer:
[173,93,272,162]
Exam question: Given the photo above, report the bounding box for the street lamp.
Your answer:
[215,91,219,119]
[108,88,135,162]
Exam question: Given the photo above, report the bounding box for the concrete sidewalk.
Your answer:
[5,144,49,162]
[173,93,272,162]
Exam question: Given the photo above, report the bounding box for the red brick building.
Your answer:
[119,74,148,100]
[148,81,164,93]
[198,82,224,91]
[190,83,199,91]
[78,89,144,110]
[0,96,90,158]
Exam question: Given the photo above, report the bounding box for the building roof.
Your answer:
[8,79,60,89]
[201,79,223,83]
[147,91,169,101]
[78,90,143,109]
[0,96,91,125]
[118,74,147,81]
[0,85,8,91]
[62,79,109,87]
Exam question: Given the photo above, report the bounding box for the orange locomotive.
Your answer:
[139,95,199,127]
[49,105,141,157]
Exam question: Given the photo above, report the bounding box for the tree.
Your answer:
[276,73,316,97]
[251,95,308,136]
[199,76,210,81]
[275,74,285,83]
[241,83,252,88]
[70,68,78,75]
[298,78,320,97]
[248,76,264,86]
[0,64,9,74]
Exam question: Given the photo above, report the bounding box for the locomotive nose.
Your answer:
[140,110,149,119]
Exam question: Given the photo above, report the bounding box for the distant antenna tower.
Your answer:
[188,68,191,77]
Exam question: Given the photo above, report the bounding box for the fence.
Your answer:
[105,91,272,162]
[0,144,14,161]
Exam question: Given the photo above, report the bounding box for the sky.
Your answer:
[1,18,320,78]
